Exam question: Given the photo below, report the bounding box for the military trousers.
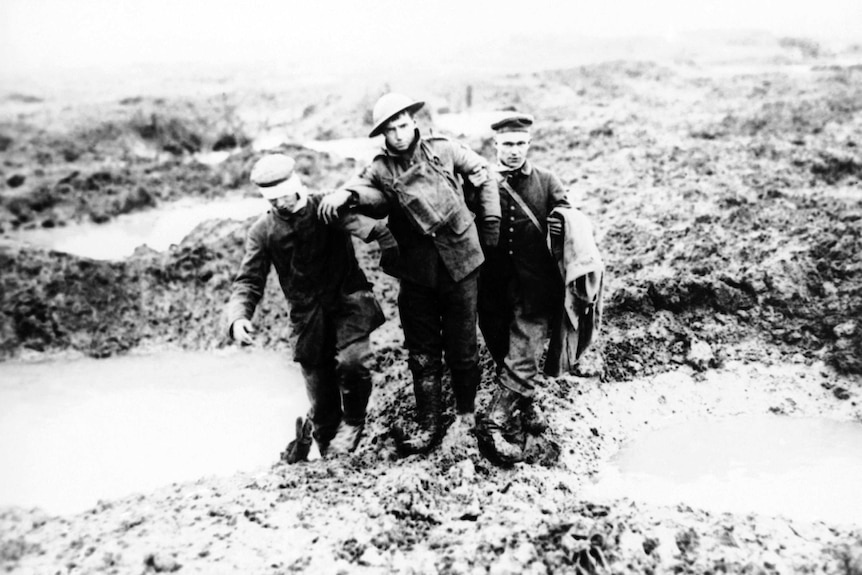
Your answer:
[300,335,373,450]
[497,300,550,398]
[397,266,480,385]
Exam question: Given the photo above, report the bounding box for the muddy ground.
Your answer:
[2,35,862,573]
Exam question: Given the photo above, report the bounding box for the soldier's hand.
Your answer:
[318,190,352,223]
[231,319,255,345]
[548,215,563,237]
[467,166,489,187]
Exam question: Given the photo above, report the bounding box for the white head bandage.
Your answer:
[256,171,307,201]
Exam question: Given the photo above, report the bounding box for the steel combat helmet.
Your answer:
[369,93,425,137]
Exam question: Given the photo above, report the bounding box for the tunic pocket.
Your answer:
[392,162,460,236]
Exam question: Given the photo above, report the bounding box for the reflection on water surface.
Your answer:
[0,348,306,515]
[586,414,862,526]
[10,195,268,260]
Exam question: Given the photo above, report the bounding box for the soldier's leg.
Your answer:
[501,302,551,434]
[300,361,342,457]
[441,269,480,416]
[393,279,444,455]
[334,336,373,426]
[478,301,549,464]
[478,306,511,369]
[328,336,373,456]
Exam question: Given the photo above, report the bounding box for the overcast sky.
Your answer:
[2,0,860,74]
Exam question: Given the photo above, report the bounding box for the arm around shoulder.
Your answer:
[454,143,502,222]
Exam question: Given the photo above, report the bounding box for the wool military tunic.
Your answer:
[479,161,570,317]
[226,193,383,365]
[344,132,501,287]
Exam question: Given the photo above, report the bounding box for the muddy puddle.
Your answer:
[585,414,862,526]
[9,195,268,260]
[0,348,307,516]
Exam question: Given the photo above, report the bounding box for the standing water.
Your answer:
[584,414,862,526]
[9,195,269,260]
[0,348,308,516]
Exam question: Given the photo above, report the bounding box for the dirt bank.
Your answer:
[1,358,860,574]
[2,37,862,574]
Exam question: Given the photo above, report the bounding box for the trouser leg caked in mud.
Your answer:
[394,269,480,454]
[281,363,338,464]
[329,337,374,455]
[334,337,373,426]
[499,300,549,398]
[294,336,373,460]
[478,300,552,464]
[393,360,444,455]
[499,300,550,433]
[300,363,341,457]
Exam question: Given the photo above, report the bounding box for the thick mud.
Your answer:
[2,36,862,574]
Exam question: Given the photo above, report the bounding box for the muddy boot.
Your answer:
[327,420,364,456]
[301,364,341,459]
[329,370,371,457]
[520,396,548,435]
[477,386,524,465]
[393,374,442,456]
[280,416,313,464]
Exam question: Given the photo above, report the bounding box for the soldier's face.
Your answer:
[495,131,531,169]
[269,192,300,216]
[383,113,417,152]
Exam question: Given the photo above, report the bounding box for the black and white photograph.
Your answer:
[1,0,861,572]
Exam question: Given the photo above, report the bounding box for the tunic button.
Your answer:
[508,250,513,255]
[509,227,514,232]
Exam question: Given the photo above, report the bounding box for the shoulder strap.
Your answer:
[499,177,542,233]
[420,140,461,192]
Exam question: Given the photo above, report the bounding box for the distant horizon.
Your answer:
[2,0,861,76]
[2,27,859,106]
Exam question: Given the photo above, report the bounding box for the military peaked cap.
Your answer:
[491,113,534,132]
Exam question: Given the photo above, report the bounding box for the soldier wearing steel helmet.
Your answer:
[227,153,392,462]
[319,92,501,455]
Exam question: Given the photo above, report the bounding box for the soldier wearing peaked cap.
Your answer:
[319,92,502,456]
[490,113,535,132]
[475,112,572,465]
[226,153,394,462]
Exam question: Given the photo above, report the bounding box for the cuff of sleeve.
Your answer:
[347,190,359,208]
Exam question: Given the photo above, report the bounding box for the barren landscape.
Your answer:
[1,31,862,574]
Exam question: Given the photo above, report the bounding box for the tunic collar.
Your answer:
[496,160,533,177]
[382,128,421,158]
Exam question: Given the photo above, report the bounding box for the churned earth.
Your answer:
[2,34,862,573]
